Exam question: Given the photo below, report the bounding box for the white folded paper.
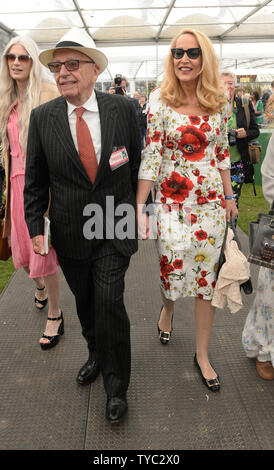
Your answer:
[44,216,50,254]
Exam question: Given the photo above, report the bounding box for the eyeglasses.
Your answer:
[171,48,201,60]
[47,59,95,73]
[5,53,32,62]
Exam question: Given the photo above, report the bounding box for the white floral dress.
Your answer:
[242,267,274,366]
[138,88,230,301]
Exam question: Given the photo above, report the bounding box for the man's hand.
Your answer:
[32,235,46,256]
[236,128,247,139]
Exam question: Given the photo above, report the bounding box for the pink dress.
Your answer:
[7,105,58,278]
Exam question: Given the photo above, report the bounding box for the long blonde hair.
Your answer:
[160,28,226,114]
[0,35,50,165]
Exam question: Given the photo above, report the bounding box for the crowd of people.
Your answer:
[0,25,273,425]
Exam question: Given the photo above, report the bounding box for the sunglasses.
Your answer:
[5,53,32,62]
[171,48,201,60]
[47,59,95,73]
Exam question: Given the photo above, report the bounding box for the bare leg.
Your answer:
[39,271,62,346]
[158,288,174,332]
[195,297,217,379]
[23,267,47,308]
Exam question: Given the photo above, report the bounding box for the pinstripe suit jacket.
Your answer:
[24,90,141,259]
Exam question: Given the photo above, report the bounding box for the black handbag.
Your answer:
[248,200,274,270]
[216,218,253,294]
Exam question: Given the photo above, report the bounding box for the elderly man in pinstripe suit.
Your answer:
[24,28,141,424]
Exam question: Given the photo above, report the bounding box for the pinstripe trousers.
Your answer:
[58,240,131,398]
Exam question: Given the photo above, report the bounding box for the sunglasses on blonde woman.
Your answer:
[171,48,201,60]
[5,53,32,62]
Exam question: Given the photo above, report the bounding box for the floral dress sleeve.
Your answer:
[215,108,231,171]
[138,88,165,181]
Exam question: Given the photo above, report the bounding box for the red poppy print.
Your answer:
[197,175,206,185]
[166,138,175,150]
[217,153,225,163]
[210,159,216,167]
[173,259,183,269]
[192,169,200,176]
[208,190,217,200]
[160,255,174,279]
[202,115,209,121]
[147,112,153,123]
[197,196,208,205]
[151,131,161,142]
[194,229,208,241]
[200,122,211,132]
[189,116,201,125]
[160,171,194,203]
[197,278,208,287]
[161,277,171,290]
[200,270,207,277]
[176,125,207,161]
[186,213,198,225]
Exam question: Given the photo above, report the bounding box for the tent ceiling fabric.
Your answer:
[1,0,274,81]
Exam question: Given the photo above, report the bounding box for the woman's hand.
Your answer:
[137,206,150,239]
[225,199,238,222]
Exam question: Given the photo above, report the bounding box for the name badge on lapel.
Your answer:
[109,146,129,171]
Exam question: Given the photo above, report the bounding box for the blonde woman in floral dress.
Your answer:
[137,29,238,392]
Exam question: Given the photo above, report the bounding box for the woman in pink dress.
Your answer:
[0,36,63,350]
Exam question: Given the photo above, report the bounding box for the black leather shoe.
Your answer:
[76,356,100,385]
[157,305,173,345]
[194,354,220,392]
[106,397,128,424]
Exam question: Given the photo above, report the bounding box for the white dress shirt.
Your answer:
[67,90,101,164]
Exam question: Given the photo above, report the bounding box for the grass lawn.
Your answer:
[0,256,14,295]
[0,182,269,295]
[237,182,269,235]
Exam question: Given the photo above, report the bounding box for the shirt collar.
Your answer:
[67,89,98,116]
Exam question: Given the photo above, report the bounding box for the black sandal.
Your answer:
[40,312,64,350]
[34,286,48,310]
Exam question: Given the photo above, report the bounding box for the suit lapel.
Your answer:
[93,90,117,189]
[50,93,117,188]
[50,97,92,183]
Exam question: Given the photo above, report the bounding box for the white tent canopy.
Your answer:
[1,0,274,85]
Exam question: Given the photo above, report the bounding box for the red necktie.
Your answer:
[75,107,98,183]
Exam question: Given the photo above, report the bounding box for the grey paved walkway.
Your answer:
[0,229,273,451]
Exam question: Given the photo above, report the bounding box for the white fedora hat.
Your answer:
[39,27,108,74]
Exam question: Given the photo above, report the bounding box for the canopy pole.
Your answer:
[156,42,159,85]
